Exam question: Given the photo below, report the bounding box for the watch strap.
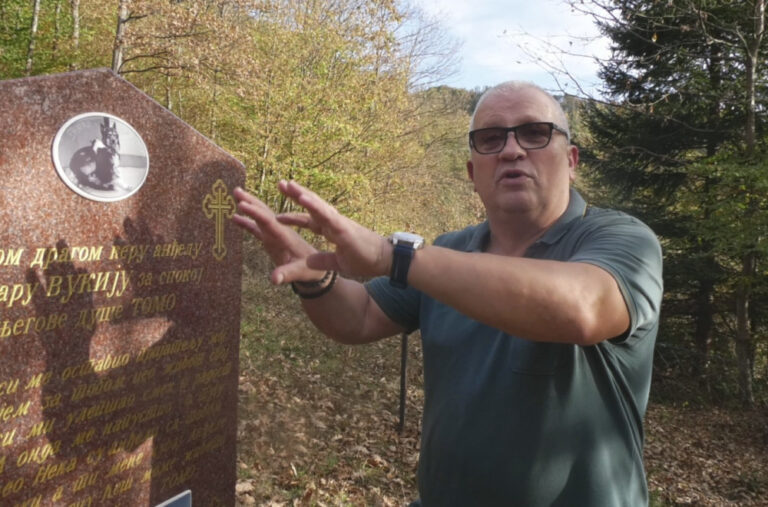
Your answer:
[389,243,415,289]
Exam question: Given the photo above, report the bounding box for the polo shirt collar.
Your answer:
[466,188,587,253]
[533,188,588,246]
[467,222,491,252]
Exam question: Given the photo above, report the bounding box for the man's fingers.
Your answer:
[305,252,341,272]
[236,200,297,242]
[233,187,274,216]
[278,180,345,235]
[233,186,266,206]
[276,212,322,234]
[272,259,327,285]
[233,189,311,254]
[271,252,340,285]
[276,212,312,227]
[231,213,264,239]
[235,195,273,222]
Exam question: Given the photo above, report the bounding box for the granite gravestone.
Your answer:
[0,69,244,506]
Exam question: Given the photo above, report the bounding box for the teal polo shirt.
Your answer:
[366,189,663,507]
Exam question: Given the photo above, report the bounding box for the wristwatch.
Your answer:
[388,232,425,289]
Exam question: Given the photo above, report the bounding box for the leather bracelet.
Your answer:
[291,270,338,299]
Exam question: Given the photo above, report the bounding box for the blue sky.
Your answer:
[410,0,611,97]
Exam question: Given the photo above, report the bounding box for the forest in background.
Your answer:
[2,0,768,502]
[1,0,483,239]
[571,0,768,407]
[4,0,766,406]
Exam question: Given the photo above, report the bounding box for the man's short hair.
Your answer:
[469,81,571,139]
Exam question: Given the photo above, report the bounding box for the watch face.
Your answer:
[393,232,424,248]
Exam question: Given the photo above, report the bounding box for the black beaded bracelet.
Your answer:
[291,270,338,299]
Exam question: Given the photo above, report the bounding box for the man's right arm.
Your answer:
[231,185,404,344]
[299,277,406,344]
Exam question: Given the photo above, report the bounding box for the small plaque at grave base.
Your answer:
[0,69,244,506]
[156,489,192,507]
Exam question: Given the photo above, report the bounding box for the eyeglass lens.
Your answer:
[472,123,554,153]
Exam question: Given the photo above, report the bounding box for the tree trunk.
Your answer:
[692,276,714,383]
[732,0,764,407]
[735,251,756,406]
[744,56,756,154]
[53,0,62,53]
[210,70,219,142]
[744,0,765,156]
[112,0,130,74]
[165,74,172,110]
[706,43,722,157]
[70,0,79,70]
[25,0,41,76]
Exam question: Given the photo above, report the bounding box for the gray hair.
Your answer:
[469,81,570,139]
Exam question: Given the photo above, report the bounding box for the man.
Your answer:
[232,81,663,506]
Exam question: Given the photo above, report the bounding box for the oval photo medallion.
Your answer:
[52,112,149,202]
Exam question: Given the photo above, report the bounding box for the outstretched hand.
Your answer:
[232,181,391,285]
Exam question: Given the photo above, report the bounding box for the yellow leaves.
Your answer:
[14,0,469,240]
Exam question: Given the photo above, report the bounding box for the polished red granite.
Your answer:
[0,69,244,506]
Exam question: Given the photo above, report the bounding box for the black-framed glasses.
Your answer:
[469,122,569,154]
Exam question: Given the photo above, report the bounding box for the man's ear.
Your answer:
[567,145,579,182]
[467,160,475,183]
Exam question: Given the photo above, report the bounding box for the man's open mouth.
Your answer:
[500,169,527,181]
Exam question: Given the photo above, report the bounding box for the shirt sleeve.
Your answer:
[363,226,482,333]
[568,211,664,342]
[365,277,421,333]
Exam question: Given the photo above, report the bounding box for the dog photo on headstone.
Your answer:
[52,113,150,201]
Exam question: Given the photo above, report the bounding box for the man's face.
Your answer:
[467,87,578,223]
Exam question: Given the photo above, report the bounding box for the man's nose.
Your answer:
[499,131,525,158]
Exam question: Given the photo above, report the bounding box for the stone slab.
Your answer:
[0,69,244,506]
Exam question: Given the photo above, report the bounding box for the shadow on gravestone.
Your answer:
[28,163,237,505]
[0,70,243,506]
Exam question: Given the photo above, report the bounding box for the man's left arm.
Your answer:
[272,181,661,347]
[407,250,628,345]
[406,219,662,346]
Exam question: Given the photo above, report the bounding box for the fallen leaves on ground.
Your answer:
[644,403,768,506]
[236,264,767,506]
[236,286,423,506]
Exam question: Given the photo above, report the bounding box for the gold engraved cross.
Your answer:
[203,179,236,261]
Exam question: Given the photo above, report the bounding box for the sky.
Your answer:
[410,0,611,98]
